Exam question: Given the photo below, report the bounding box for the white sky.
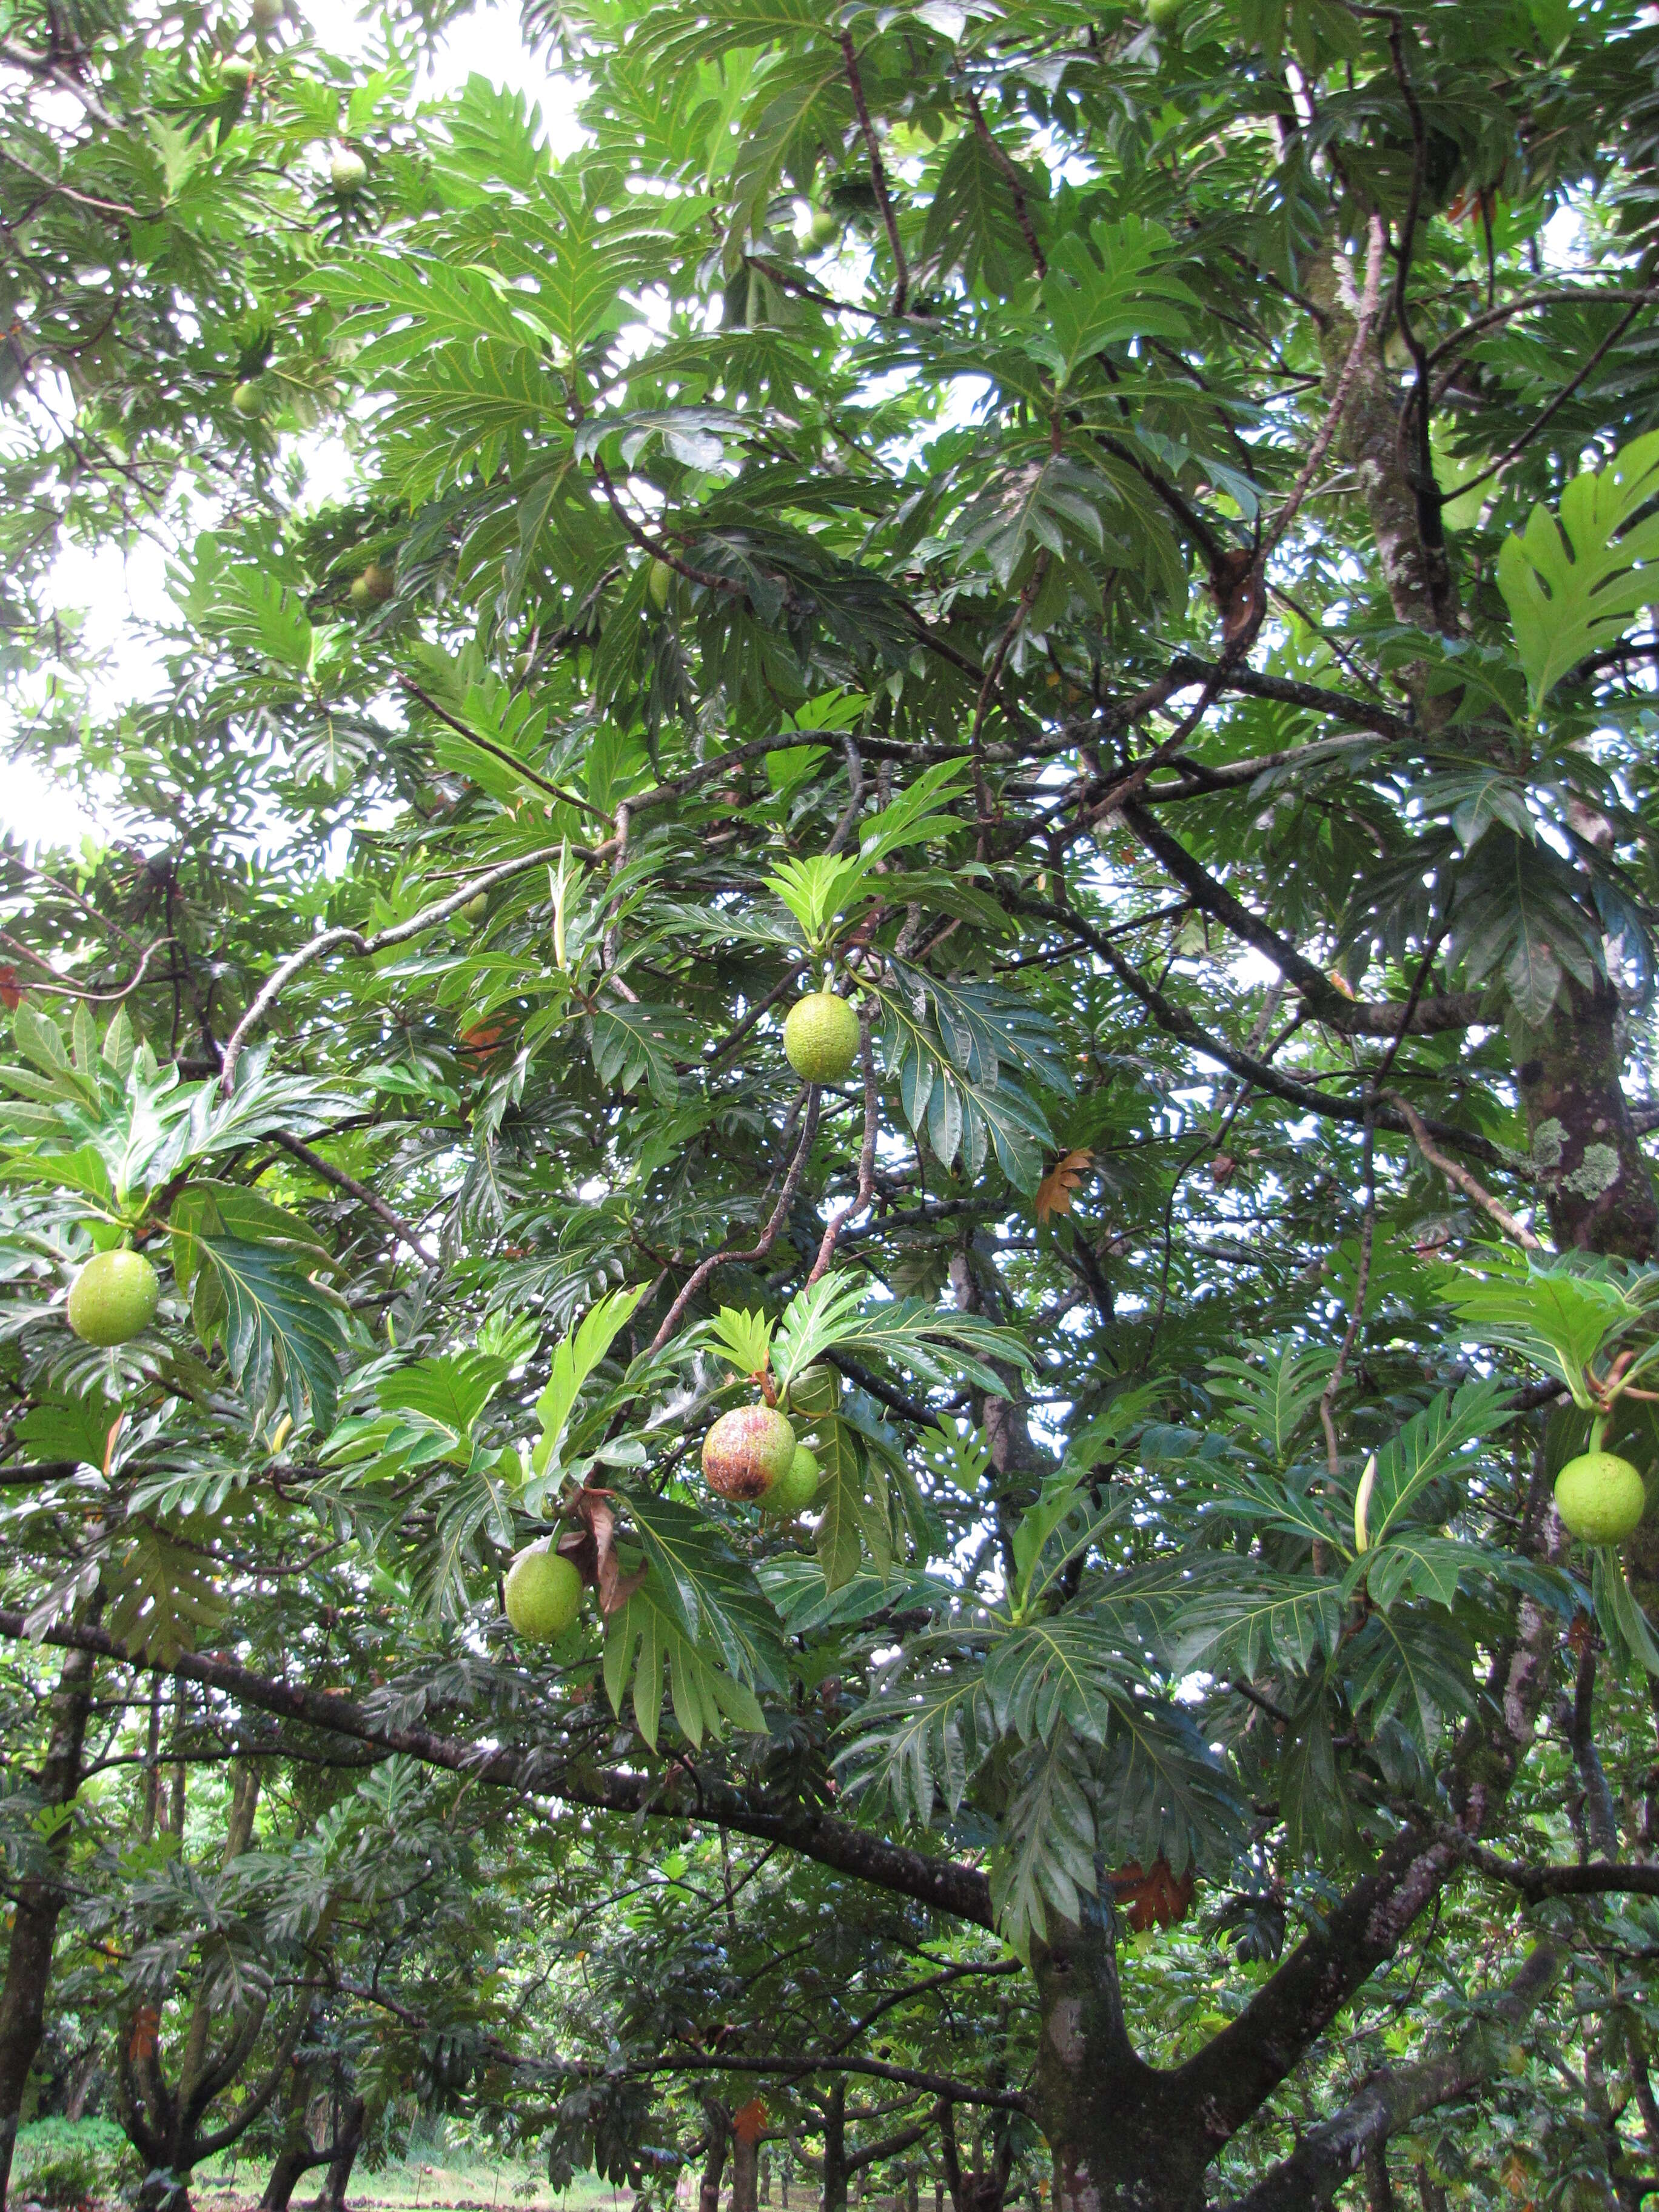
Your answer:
[4,0,580,856]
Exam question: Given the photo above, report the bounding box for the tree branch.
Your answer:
[0,1608,994,1927]
[267,1132,438,1267]
[1215,1940,1560,2211]
[840,33,909,315]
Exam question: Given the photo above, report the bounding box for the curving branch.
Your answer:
[646,1090,821,1352]
[1215,1940,1560,2211]
[1260,213,1385,563]
[217,842,586,1095]
[267,1132,438,1267]
[1382,1090,1541,1250]
[1016,894,1511,1167]
[0,1606,994,1928]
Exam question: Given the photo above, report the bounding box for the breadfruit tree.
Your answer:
[6,0,1659,2202]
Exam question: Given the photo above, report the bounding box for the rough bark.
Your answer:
[1215,1940,1559,2210]
[0,1626,100,2212]
[1309,241,1457,640]
[1309,231,1658,1262]
[1514,980,1659,1258]
[819,2085,846,2212]
[1029,1897,1204,2212]
[700,2106,730,2212]
[731,2134,759,2212]
[313,2094,364,2212]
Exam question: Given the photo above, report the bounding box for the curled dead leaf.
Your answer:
[1036,1147,1093,1225]
[1107,1858,1195,1933]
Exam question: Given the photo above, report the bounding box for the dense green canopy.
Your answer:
[6,0,1659,2202]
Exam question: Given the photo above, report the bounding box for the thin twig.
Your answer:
[1076,665,1232,828]
[825,735,866,858]
[1424,284,1658,371]
[1319,1101,1375,1476]
[1382,1090,1541,1249]
[267,1132,438,1267]
[740,255,931,327]
[398,679,608,820]
[589,453,746,597]
[0,142,142,218]
[646,1093,821,1353]
[703,959,811,1074]
[1438,294,1654,503]
[0,933,172,1000]
[963,86,1045,276]
[805,1013,879,1286]
[218,844,588,1096]
[1261,213,1385,563]
[840,32,910,315]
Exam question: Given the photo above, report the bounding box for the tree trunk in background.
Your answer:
[700,2108,730,2212]
[168,1683,187,1840]
[259,2060,321,2212]
[64,2049,102,2123]
[0,1626,101,2212]
[730,2133,759,2212]
[314,2096,364,2212]
[261,2140,327,2212]
[819,2086,847,2212]
[141,1679,164,1845]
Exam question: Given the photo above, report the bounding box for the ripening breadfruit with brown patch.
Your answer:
[702,1405,795,1501]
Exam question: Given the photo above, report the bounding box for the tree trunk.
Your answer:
[820,2086,847,2212]
[260,2059,321,2212]
[262,2142,326,2212]
[701,2107,730,2212]
[314,2096,364,2212]
[64,2048,102,2123]
[1310,230,1659,1267]
[0,1632,100,2212]
[730,2133,759,2212]
[1029,1897,1206,2212]
[1514,979,1658,1258]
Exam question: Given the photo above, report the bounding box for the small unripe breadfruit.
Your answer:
[807,209,840,247]
[503,1542,583,1640]
[221,55,254,88]
[1145,0,1184,22]
[330,149,368,195]
[763,1444,820,1516]
[783,991,860,1084]
[249,0,283,29]
[461,892,489,927]
[355,560,394,604]
[67,1250,160,1346]
[703,1405,796,1502]
[1554,1452,1648,1546]
[230,380,263,417]
[647,558,674,611]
